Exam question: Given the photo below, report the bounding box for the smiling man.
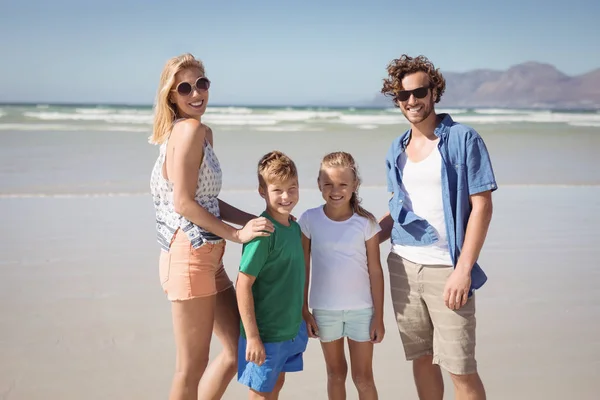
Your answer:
[378,55,497,400]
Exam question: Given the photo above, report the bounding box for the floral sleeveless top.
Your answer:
[150,120,223,251]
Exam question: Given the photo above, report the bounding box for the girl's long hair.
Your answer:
[319,152,375,222]
[148,53,205,145]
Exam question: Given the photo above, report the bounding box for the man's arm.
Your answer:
[444,191,493,310]
[378,212,393,244]
[236,272,266,366]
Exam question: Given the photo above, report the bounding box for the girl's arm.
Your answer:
[301,233,318,338]
[366,234,385,343]
[170,120,272,243]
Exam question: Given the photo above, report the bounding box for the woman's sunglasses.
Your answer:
[172,77,211,96]
[397,86,431,102]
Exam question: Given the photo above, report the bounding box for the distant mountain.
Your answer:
[370,62,600,109]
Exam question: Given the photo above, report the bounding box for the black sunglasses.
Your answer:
[172,77,211,96]
[397,86,431,102]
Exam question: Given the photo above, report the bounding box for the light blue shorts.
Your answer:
[313,307,374,343]
[237,322,308,393]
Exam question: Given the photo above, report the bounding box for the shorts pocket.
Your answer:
[159,250,171,286]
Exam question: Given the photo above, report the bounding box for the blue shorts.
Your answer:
[313,307,374,343]
[237,322,308,393]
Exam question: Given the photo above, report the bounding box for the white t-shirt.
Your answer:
[391,149,453,266]
[298,206,381,310]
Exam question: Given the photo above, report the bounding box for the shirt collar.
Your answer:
[400,113,454,149]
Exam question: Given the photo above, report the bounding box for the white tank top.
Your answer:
[392,148,452,266]
[150,120,223,251]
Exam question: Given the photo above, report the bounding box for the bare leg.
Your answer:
[321,339,348,400]
[198,287,240,399]
[248,373,285,400]
[169,296,216,400]
[450,372,486,400]
[347,339,377,400]
[413,355,444,400]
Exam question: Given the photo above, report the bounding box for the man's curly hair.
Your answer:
[381,55,446,105]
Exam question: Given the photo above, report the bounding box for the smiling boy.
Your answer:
[236,151,308,399]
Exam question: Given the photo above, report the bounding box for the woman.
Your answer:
[149,53,274,400]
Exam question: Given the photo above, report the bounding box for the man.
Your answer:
[379,55,497,400]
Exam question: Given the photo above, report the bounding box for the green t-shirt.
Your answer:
[239,211,305,343]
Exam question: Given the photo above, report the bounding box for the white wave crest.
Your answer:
[459,112,600,125]
[437,108,470,114]
[337,114,404,125]
[24,111,152,124]
[203,110,343,126]
[205,107,253,114]
[0,123,149,132]
[75,108,113,115]
[252,125,324,132]
[473,108,535,115]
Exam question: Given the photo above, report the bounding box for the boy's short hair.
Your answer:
[257,151,298,188]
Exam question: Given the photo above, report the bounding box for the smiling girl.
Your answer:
[298,152,385,400]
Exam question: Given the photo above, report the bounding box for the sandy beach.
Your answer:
[1,185,599,399]
[1,105,600,399]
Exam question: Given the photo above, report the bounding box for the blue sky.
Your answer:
[1,0,598,106]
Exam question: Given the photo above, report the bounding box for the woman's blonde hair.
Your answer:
[149,53,206,145]
[319,152,375,222]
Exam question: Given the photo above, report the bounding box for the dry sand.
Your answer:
[1,186,599,399]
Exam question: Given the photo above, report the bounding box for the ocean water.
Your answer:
[0,103,598,197]
[1,104,600,133]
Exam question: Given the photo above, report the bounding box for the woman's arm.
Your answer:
[170,120,272,243]
[204,124,260,227]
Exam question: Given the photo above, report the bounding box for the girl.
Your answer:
[149,53,274,400]
[298,152,385,400]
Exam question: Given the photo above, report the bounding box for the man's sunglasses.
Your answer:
[172,77,211,96]
[397,86,431,102]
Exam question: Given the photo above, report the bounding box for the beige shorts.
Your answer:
[159,230,232,301]
[387,252,477,375]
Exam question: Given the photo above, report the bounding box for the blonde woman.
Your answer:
[150,53,274,400]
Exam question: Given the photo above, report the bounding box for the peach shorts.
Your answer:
[159,230,232,301]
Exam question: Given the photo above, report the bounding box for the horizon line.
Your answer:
[0,101,598,112]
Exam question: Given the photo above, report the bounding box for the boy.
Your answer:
[236,151,308,399]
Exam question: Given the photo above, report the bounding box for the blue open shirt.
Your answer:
[385,114,497,292]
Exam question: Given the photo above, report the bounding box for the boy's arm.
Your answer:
[366,234,385,343]
[236,272,266,366]
[301,233,318,338]
[236,236,271,366]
